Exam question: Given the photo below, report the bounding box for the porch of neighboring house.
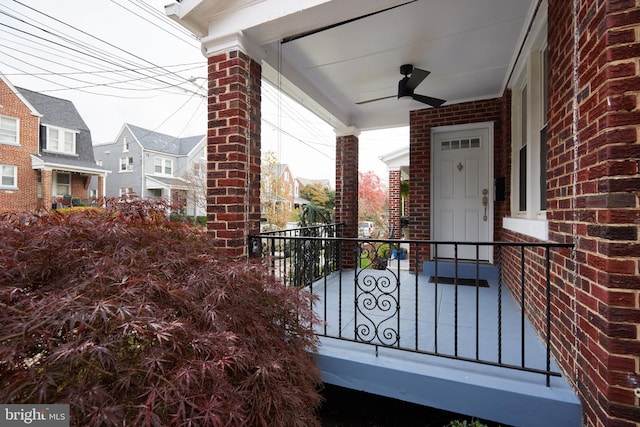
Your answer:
[252,228,582,427]
[41,168,106,210]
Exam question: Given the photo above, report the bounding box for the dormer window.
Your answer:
[46,126,77,155]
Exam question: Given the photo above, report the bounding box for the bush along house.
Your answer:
[167,1,639,425]
[0,73,108,211]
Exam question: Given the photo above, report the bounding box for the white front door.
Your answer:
[432,124,492,261]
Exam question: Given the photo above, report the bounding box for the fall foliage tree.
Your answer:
[358,170,387,223]
[181,160,207,218]
[261,151,292,229]
[300,182,334,210]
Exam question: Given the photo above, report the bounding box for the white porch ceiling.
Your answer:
[167,0,538,132]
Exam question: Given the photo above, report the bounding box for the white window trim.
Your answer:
[123,137,129,152]
[0,115,20,146]
[505,12,549,240]
[504,217,548,241]
[119,157,133,173]
[44,125,78,155]
[154,158,173,176]
[0,164,18,190]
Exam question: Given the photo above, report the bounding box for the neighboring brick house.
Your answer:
[0,73,107,212]
[91,124,206,217]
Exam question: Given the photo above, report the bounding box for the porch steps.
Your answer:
[315,338,582,427]
[423,260,499,280]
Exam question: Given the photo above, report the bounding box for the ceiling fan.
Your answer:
[357,64,446,107]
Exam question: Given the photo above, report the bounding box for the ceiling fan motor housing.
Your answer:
[400,64,414,76]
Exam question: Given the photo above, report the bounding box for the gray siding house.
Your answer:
[91,124,206,216]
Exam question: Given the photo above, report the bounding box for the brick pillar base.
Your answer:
[206,49,261,258]
[335,131,359,269]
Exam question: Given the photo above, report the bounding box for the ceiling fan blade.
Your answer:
[412,93,446,107]
[356,95,396,105]
[405,68,430,91]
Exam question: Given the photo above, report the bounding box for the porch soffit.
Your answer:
[167,0,538,132]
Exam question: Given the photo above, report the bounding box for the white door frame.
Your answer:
[430,121,494,263]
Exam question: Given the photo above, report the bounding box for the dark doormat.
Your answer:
[428,276,489,287]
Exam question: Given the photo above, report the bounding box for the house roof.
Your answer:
[16,87,108,175]
[17,87,88,131]
[145,175,190,190]
[127,123,204,156]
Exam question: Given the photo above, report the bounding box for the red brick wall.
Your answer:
[538,1,640,425]
[409,98,507,268]
[335,133,358,268]
[388,169,401,238]
[206,49,261,257]
[0,78,40,212]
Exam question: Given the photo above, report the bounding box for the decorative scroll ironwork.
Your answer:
[354,241,400,346]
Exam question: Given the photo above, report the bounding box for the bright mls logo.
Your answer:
[1,405,69,426]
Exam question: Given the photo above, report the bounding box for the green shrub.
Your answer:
[0,199,322,426]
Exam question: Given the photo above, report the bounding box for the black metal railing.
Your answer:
[249,231,572,385]
[250,223,343,288]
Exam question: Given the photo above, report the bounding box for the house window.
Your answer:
[519,84,528,212]
[505,14,548,240]
[55,172,71,196]
[123,137,129,152]
[46,126,77,155]
[0,164,17,188]
[0,116,19,145]
[120,157,133,172]
[154,158,172,175]
[119,187,133,197]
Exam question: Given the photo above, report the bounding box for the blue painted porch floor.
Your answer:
[306,268,582,427]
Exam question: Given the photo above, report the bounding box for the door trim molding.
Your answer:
[430,121,495,263]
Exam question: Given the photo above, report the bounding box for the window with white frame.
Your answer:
[123,137,129,152]
[55,172,71,195]
[46,126,77,155]
[120,157,133,172]
[505,14,548,240]
[0,164,17,188]
[154,158,172,175]
[0,116,19,145]
[119,187,133,197]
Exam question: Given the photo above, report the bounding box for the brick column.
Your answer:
[388,169,401,239]
[97,175,105,199]
[41,169,52,210]
[206,49,261,258]
[335,130,359,268]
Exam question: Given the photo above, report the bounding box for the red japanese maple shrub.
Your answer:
[0,199,322,426]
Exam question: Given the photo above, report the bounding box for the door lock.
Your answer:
[482,189,489,221]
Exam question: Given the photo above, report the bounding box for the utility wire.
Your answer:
[9,0,203,91]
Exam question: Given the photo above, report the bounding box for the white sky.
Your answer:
[0,0,407,186]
